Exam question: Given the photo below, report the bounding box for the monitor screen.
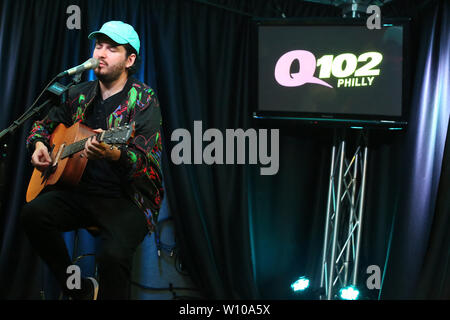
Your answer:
[255,19,409,126]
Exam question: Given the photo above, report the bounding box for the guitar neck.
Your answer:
[60,134,98,159]
[58,124,133,159]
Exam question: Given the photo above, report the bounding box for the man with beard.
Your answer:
[21,21,164,300]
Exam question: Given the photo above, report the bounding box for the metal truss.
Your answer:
[319,139,368,300]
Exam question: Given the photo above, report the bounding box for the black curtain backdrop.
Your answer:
[417,117,450,299]
[379,0,450,299]
[0,0,449,300]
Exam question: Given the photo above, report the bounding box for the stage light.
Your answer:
[339,285,360,300]
[291,276,310,292]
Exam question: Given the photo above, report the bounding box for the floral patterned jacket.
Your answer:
[26,78,163,233]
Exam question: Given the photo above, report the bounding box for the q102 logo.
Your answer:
[274,50,383,89]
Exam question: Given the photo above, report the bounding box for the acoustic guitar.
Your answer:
[26,122,135,202]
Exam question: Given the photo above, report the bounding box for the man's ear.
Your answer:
[126,53,136,69]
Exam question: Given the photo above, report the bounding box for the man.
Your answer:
[21,21,163,300]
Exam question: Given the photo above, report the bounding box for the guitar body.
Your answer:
[26,122,94,202]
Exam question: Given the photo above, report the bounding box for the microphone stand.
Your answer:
[0,72,82,141]
[0,72,82,214]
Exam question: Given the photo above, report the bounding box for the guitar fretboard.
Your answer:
[60,133,100,159]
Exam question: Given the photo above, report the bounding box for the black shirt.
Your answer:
[77,78,133,198]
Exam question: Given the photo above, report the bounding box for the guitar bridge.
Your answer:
[39,143,64,184]
[40,164,57,184]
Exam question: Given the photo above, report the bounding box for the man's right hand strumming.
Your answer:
[31,141,52,172]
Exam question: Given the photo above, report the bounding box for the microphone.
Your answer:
[57,58,99,78]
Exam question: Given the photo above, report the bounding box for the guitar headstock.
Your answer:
[100,122,135,146]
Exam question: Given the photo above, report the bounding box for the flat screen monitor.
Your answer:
[253,18,410,128]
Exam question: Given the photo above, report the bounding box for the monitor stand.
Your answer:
[319,129,369,300]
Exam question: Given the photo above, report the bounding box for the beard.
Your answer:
[94,59,127,83]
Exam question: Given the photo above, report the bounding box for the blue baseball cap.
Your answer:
[88,21,140,54]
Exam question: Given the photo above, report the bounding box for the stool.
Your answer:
[72,226,100,272]
[58,226,100,300]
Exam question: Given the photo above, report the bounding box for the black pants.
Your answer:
[20,189,149,300]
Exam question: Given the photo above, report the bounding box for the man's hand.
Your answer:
[83,129,121,161]
[31,141,52,172]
